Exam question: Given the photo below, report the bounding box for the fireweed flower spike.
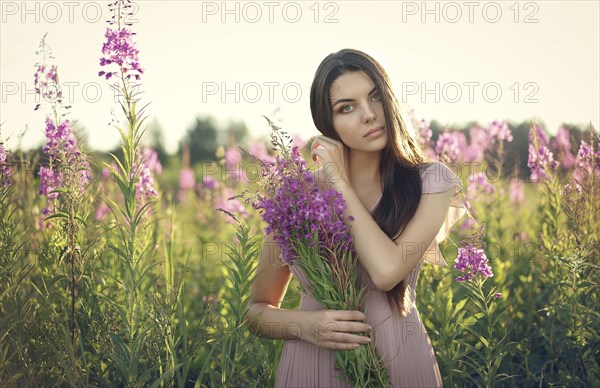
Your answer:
[435,131,463,162]
[99,0,159,213]
[33,34,61,105]
[528,124,559,182]
[451,224,510,388]
[134,148,161,202]
[177,167,195,202]
[34,35,91,220]
[99,0,144,81]
[95,1,172,384]
[454,243,494,282]
[487,119,513,144]
[32,34,93,351]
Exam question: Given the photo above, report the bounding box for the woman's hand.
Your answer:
[310,136,350,190]
[298,310,373,351]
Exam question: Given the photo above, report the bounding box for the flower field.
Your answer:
[1,1,599,387]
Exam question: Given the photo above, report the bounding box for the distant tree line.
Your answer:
[6,116,595,180]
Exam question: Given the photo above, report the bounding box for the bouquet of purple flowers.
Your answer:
[237,116,389,387]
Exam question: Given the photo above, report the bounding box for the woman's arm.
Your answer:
[245,233,372,349]
[337,181,454,291]
[310,136,456,291]
[245,232,302,339]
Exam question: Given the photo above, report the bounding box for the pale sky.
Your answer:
[1,0,598,153]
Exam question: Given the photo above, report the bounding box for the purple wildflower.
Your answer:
[418,119,433,144]
[225,146,242,169]
[464,125,490,162]
[528,144,558,181]
[178,167,195,202]
[563,182,583,195]
[38,116,90,202]
[134,148,161,201]
[0,142,12,187]
[487,120,513,144]
[42,116,78,158]
[223,146,244,183]
[98,0,144,81]
[34,64,61,102]
[466,172,495,203]
[38,166,63,200]
[251,145,354,264]
[530,124,550,148]
[179,168,195,190]
[216,187,249,223]
[454,243,493,282]
[200,175,219,191]
[292,133,307,151]
[494,292,502,298]
[528,125,558,181]
[572,140,600,182]
[101,167,111,179]
[577,140,592,166]
[34,41,91,205]
[407,109,436,160]
[248,139,275,163]
[95,203,111,221]
[551,126,577,170]
[460,217,478,234]
[435,131,463,162]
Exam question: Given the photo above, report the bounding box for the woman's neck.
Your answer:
[348,149,382,191]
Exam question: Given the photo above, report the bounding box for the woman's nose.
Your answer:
[363,104,376,122]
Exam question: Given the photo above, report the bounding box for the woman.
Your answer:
[246,49,466,387]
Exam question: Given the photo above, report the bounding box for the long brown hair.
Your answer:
[309,48,430,317]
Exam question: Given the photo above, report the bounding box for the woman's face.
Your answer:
[329,70,387,153]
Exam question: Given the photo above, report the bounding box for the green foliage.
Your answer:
[181,117,220,165]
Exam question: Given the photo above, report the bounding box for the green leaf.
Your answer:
[43,211,70,221]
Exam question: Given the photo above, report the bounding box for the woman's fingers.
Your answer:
[319,332,371,350]
[310,143,329,162]
[335,320,373,333]
[310,138,323,161]
[331,309,367,322]
[334,331,371,344]
[320,341,361,350]
[311,135,340,150]
[307,310,373,350]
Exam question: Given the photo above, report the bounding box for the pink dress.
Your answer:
[275,162,467,388]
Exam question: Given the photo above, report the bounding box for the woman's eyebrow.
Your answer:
[332,86,378,107]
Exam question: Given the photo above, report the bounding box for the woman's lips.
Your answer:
[364,126,385,138]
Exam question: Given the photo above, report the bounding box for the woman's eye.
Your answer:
[338,93,380,113]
